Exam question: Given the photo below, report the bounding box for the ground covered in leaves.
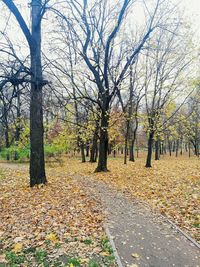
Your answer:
[0,165,116,267]
[66,155,200,243]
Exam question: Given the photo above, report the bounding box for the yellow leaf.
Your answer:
[100,251,110,257]
[80,258,89,264]
[45,233,58,243]
[13,243,23,253]
[131,253,140,259]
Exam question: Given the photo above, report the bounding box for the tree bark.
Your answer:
[30,0,46,186]
[124,120,130,164]
[80,143,86,163]
[90,123,98,163]
[146,131,154,167]
[95,111,109,172]
[14,87,21,161]
[155,140,160,160]
[3,0,47,186]
[175,140,179,157]
[86,143,89,157]
[129,139,135,162]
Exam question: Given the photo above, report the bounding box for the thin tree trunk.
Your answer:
[80,143,86,163]
[129,139,135,162]
[155,140,160,160]
[113,140,116,158]
[86,143,89,157]
[189,141,191,158]
[90,124,98,163]
[175,140,179,157]
[146,132,154,167]
[14,87,21,161]
[168,139,172,156]
[124,120,130,164]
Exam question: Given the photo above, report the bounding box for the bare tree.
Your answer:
[2,0,50,186]
[52,0,165,172]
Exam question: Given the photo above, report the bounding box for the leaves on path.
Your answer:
[65,156,200,242]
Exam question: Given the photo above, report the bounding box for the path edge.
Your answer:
[105,226,124,267]
[160,215,200,250]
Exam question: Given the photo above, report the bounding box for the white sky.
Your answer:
[175,0,200,35]
[0,0,200,47]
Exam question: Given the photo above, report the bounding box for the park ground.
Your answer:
[0,154,199,266]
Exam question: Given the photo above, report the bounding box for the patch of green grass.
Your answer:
[35,249,47,264]
[67,257,80,266]
[100,237,116,266]
[87,259,99,267]
[5,251,25,265]
[82,239,93,245]
[193,223,200,228]
[101,237,113,255]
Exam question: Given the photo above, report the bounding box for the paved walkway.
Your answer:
[74,176,200,267]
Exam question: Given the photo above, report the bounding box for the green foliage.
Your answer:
[67,257,80,266]
[5,251,25,265]
[101,238,113,255]
[82,239,93,245]
[0,146,30,162]
[44,144,64,158]
[87,260,99,267]
[0,144,65,162]
[35,249,47,263]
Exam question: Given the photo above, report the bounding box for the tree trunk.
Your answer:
[30,0,46,187]
[113,139,116,158]
[145,132,154,167]
[189,141,191,158]
[86,143,89,157]
[80,143,86,163]
[95,111,109,172]
[168,139,172,156]
[129,140,135,162]
[155,140,160,160]
[175,140,179,157]
[180,138,183,155]
[14,87,21,161]
[124,120,130,164]
[5,125,10,161]
[90,123,98,163]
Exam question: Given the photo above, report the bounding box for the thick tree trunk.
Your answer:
[30,0,46,187]
[145,132,154,167]
[95,112,109,172]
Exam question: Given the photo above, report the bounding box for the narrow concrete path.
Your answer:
[74,176,200,267]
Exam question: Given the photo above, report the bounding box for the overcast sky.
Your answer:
[0,0,200,45]
[175,0,200,35]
